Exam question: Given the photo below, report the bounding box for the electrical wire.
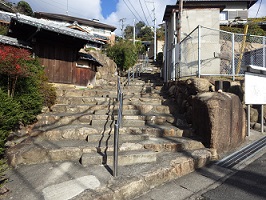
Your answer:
[127,0,144,23]
[139,0,150,26]
[123,0,140,22]
[255,0,262,17]
[144,0,153,24]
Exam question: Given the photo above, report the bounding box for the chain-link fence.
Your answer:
[177,25,266,79]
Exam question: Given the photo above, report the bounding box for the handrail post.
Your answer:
[128,70,130,85]
[113,122,119,177]
[232,33,235,80]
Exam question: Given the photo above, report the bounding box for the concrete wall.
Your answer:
[180,8,221,76]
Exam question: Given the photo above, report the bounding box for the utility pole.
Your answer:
[66,0,69,16]
[133,19,136,45]
[178,0,183,43]
[152,3,156,62]
[119,18,126,39]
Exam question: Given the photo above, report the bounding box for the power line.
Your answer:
[127,0,144,23]
[144,0,153,24]
[123,0,140,22]
[139,0,149,26]
[255,0,262,17]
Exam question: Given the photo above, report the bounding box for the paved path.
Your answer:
[134,131,266,200]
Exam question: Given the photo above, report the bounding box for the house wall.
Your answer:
[164,7,221,81]
[35,41,97,86]
[180,8,221,75]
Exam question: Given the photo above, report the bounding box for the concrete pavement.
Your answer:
[134,130,266,200]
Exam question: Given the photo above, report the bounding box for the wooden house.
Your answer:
[7,13,103,86]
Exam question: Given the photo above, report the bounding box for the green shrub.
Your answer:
[106,40,138,71]
[0,57,56,157]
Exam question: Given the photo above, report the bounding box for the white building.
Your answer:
[162,0,257,82]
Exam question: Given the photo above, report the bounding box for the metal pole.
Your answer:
[172,10,176,80]
[263,36,265,68]
[113,122,119,177]
[232,33,235,81]
[164,22,167,83]
[128,71,130,85]
[154,18,157,62]
[247,104,251,136]
[133,19,136,45]
[198,26,201,78]
[261,105,264,133]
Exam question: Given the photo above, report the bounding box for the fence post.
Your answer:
[113,122,119,177]
[232,33,235,81]
[198,25,201,78]
[127,70,130,85]
[263,36,266,68]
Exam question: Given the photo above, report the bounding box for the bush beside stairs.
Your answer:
[6,65,212,200]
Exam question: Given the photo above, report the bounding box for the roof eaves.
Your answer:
[11,14,104,45]
[0,35,32,49]
[79,52,103,66]
[35,12,117,32]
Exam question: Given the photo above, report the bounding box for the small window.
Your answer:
[76,60,90,68]
[220,11,228,21]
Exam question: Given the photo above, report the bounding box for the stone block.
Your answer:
[192,92,246,154]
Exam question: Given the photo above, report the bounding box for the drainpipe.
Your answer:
[164,22,168,83]
[172,9,177,80]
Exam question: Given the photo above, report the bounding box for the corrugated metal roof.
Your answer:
[0,35,32,49]
[10,13,104,44]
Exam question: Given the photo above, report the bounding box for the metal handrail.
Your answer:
[127,64,141,85]
[113,76,123,177]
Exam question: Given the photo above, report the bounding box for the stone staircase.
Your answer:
[8,68,204,167]
[6,65,212,200]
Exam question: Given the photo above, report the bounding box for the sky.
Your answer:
[5,0,266,36]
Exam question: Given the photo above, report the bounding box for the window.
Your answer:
[220,11,228,21]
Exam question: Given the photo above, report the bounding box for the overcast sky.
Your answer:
[5,0,266,36]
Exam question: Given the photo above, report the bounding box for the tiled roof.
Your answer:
[0,2,14,13]
[0,10,15,23]
[35,12,116,32]
[78,52,103,66]
[11,13,104,44]
[0,35,32,49]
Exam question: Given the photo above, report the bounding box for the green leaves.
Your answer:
[106,40,138,71]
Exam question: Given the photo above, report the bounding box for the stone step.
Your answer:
[91,119,145,127]
[141,137,204,152]
[7,139,154,166]
[31,124,193,141]
[51,104,115,114]
[56,96,115,105]
[87,133,149,143]
[80,150,157,166]
[7,134,203,167]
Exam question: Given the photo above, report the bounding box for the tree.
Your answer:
[106,40,138,71]
[124,25,133,40]
[137,26,153,41]
[0,45,32,97]
[156,24,165,41]
[16,1,33,16]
